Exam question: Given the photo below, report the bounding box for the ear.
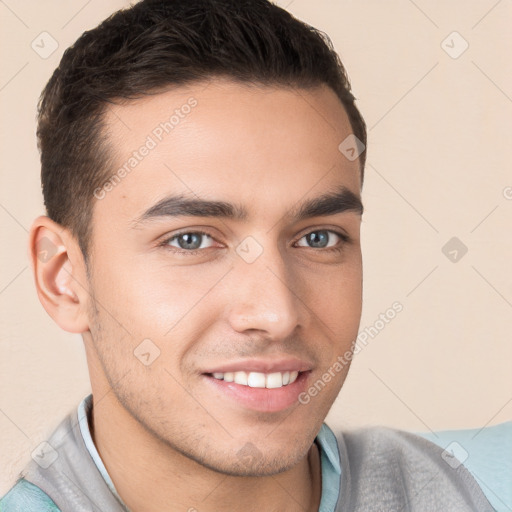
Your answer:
[28,215,91,333]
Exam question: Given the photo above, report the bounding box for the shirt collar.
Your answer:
[77,394,342,511]
[77,394,124,502]
[315,422,343,511]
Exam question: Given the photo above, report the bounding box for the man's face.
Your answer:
[83,79,363,476]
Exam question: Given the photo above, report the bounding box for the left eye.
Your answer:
[295,230,346,249]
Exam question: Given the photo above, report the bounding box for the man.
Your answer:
[0,0,499,510]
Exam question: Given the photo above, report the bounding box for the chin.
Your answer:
[198,450,305,478]
[172,434,311,478]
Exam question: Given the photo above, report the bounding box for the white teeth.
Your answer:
[234,371,248,385]
[247,372,266,388]
[265,372,283,389]
[210,370,301,389]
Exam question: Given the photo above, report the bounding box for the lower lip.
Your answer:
[203,372,311,413]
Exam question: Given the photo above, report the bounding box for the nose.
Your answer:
[225,243,302,339]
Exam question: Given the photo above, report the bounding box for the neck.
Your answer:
[90,392,322,512]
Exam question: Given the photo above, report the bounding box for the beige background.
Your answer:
[1,0,511,494]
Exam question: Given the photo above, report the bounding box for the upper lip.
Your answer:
[203,357,313,374]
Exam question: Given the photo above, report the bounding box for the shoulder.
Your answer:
[0,478,61,512]
[330,423,496,511]
[336,422,449,460]
[415,421,512,512]
[338,423,458,476]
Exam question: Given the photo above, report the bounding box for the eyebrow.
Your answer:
[130,185,363,228]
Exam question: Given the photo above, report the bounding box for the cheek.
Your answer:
[299,257,362,330]
[92,251,228,335]
[303,259,363,373]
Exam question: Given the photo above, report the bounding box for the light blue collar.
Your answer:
[77,394,123,502]
[315,422,342,511]
[77,394,342,511]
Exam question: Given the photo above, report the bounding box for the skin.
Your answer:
[29,78,363,512]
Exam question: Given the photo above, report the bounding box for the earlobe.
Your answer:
[28,215,90,334]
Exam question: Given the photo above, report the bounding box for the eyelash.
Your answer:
[156,229,351,257]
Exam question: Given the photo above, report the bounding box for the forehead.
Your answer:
[96,79,361,227]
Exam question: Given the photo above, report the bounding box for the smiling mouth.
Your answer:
[203,369,311,412]
[206,370,301,389]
